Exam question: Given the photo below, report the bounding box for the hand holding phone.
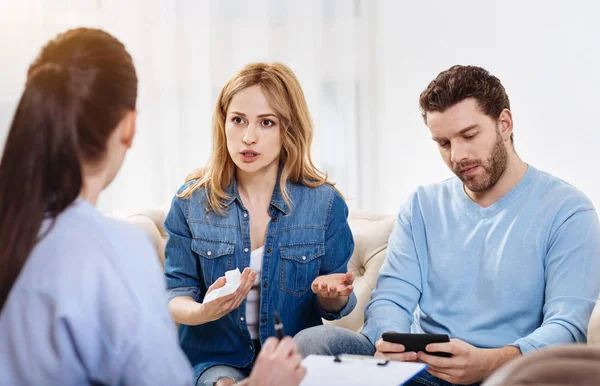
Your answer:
[382,332,452,358]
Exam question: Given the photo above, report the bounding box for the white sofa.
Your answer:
[112,206,395,332]
[112,206,600,339]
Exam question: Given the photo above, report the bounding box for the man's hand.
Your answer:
[374,339,418,362]
[417,339,521,384]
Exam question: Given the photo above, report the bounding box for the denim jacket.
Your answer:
[164,175,356,379]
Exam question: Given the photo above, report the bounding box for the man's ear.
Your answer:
[498,109,513,141]
[121,110,137,149]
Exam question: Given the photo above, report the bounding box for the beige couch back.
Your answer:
[112,207,600,340]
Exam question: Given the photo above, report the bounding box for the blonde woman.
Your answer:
[164,62,356,386]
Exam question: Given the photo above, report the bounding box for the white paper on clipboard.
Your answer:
[299,355,427,386]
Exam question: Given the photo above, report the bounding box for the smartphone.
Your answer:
[381,332,452,358]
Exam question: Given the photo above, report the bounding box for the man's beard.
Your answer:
[453,132,508,192]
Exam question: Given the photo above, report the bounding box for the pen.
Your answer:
[273,310,284,340]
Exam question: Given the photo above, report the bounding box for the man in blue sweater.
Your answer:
[295,65,600,386]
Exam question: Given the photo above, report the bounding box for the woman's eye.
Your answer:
[262,119,275,127]
[232,117,245,124]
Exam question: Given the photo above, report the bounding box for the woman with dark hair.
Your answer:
[0,28,305,386]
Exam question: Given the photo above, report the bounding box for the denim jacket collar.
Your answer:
[223,167,291,215]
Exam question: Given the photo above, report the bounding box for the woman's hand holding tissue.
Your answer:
[167,268,256,326]
[195,268,257,324]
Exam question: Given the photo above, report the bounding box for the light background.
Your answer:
[1,0,598,214]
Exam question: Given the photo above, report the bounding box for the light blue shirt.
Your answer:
[0,198,193,386]
[363,165,600,354]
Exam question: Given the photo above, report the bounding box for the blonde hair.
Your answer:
[178,62,337,214]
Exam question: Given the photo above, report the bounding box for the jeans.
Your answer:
[294,325,481,386]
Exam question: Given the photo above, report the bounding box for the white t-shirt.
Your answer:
[246,246,264,339]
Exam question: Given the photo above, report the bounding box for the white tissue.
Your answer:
[202,268,242,304]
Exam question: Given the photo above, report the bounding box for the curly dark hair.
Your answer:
[419,65,512,142]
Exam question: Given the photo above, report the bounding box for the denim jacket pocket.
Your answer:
[191,239,235,287]
[279,244,324,297]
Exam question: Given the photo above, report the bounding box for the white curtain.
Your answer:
[0,0,379,213]
[2,1,600,214]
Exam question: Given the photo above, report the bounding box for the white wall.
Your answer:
[0,0,375,213]
[1,0,599,215]
[373,0,600,213]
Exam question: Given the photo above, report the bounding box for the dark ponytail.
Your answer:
[0,28,137,309]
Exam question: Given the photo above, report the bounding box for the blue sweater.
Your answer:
[363,165,600,354]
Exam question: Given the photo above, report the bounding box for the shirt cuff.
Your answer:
[315,291,357,321]
[166,286,201,305]
[361,317,411,345]
[511,338,539,355]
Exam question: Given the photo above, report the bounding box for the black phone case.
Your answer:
[381,332,452,358]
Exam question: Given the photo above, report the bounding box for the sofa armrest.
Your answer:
[483,344,600,386]
[109,207,169,268]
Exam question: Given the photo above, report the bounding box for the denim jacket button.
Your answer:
[266,248,272,254]
[249,345,253,351]
[207,251,212,256]
[240,316,244,321]
[244,248,249,253]
[302,256,307,261]
[272,217,278,222]
[263,282,268,288]
[261,317,267,323]
[243,212,248,218]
